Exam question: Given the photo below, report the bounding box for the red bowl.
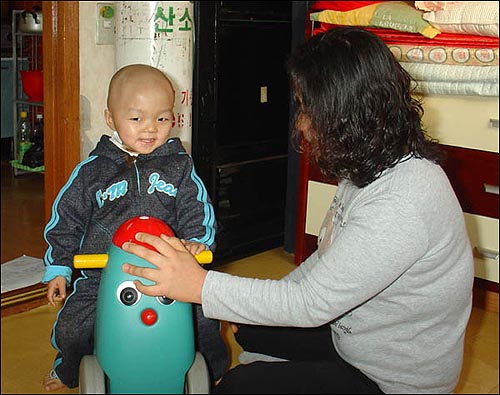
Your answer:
[20,70,43,102]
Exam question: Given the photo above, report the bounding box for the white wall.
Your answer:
[79,1,116,159]
[115,2,194,153]
[78,1,194,159]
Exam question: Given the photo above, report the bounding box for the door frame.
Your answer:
[42,1,80,221]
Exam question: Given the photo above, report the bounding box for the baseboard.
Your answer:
[1,283,47,317]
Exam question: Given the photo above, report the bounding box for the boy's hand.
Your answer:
[181,240,208,257]
[46,276,67,307]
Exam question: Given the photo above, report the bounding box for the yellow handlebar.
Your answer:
[195,250,213,265]
[73,250,213,269]
[74,254,108,269]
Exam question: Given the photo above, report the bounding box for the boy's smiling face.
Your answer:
[105,66,175,155]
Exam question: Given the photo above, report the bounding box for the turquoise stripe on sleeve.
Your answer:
[42,265,72,284]
[43,156,98,266]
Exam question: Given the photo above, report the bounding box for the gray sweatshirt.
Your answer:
[202,156,474,394]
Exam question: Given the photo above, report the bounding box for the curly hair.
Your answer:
[287,27,443,187]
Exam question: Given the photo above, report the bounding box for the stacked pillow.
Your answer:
[308,1,499,96]
[310,1,499,39]
[416,1,499,38]
[309,1,441,38]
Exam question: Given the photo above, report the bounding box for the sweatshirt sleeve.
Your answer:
[42,158,95,285]
[201,194,429,327]
[174,155,217,251]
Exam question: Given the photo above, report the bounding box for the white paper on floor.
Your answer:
[1,255,45,293]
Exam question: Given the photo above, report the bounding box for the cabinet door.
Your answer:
[213,155,288,261]
[464,214,499,283]
[421,95,499,153]
[441,145,499,219]
[217,20,291,153]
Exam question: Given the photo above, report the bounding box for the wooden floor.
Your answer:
[1,160,47,315]
[1,248,498,394]
[1,158,498,394]
[1,160,46,263]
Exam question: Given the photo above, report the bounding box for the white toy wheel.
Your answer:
[185,351,211,394]
[79,355,106,394]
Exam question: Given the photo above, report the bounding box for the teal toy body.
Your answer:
[96,244,194,393]
[75,216,210,394]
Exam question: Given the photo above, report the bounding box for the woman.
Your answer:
[122,27,473,394]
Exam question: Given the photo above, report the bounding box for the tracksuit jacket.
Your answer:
[42,135,228,387]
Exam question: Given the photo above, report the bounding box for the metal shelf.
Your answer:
[14,99,43,106]
[11,10,44,176]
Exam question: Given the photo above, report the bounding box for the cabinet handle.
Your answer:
[489,118,499,128]
[473,247,499,260]
[484,184,499,195]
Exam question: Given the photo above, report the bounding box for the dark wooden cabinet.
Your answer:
[441,145,499,219]
[192,1,294,264]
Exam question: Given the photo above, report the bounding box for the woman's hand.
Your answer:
[121,232,208,304]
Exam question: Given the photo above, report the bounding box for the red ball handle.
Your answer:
[112,216,175,252]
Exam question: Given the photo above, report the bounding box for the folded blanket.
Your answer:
[400,62,499,82]
[411,80,498,96]
[400,62,499,96]
[389,44,498,66]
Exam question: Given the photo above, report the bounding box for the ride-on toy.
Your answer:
[73,216,213,394]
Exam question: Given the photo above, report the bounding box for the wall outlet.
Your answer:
[96,3,115,45]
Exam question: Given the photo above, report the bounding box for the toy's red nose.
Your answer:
[141,308,158,326]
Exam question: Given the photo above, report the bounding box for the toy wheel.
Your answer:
[79,355,106,394]
[185,351,211,394]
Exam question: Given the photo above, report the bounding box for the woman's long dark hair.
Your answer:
[288,27,443,188]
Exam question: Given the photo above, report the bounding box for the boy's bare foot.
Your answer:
[43,370,68,392]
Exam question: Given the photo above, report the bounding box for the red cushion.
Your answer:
[310,1,385,12]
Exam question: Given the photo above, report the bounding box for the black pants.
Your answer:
[213,324,384,394]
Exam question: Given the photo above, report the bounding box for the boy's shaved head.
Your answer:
[107,64,175,111]
[104,63,176,155]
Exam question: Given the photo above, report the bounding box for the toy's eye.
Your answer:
[116,281,142,306]
[156,296,175,305]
